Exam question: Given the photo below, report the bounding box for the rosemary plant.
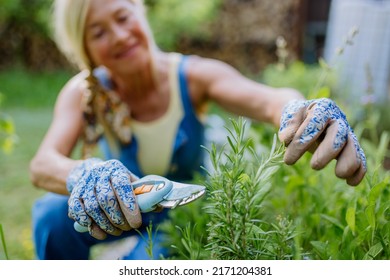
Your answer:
[136,221,159,260]
[203,117,286,259]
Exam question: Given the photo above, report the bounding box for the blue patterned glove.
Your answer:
[66,158,141,240]
[279,98,367,186]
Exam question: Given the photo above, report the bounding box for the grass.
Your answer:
[0,67,73,109]
[0,67,71,259]
[0,108,52,259]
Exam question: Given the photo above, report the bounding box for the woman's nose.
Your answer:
[111,24,129,43]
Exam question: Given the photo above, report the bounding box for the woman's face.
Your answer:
[84,0,151,73]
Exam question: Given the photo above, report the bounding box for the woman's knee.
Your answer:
[32,193,70,234]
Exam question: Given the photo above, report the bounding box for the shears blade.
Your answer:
[158,181,206,209]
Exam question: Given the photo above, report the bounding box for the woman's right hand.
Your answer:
[66,158,142,240]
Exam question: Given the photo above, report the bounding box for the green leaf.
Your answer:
[0,116,15,134]
[320,214,344,230]
[363,243,383,260]
[318,58,331,71]
[316,86,331,98]
[365,205,376,229]
[346,207,356,234]
[1,137,15,154]
[310,241,328,259]
[308,86,331,100]
[368,181,387,205]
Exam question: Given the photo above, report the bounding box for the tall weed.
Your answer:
[0,224,9,260]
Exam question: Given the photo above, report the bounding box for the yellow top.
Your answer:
[131,54,184,175]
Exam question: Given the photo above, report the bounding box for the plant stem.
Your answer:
[0,224,9,260]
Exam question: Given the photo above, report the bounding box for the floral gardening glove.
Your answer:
[66,158,141,240]
[278,98,367,186]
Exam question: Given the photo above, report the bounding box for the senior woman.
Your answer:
[29,0,366,259]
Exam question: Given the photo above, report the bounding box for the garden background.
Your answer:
[1,0,390,260]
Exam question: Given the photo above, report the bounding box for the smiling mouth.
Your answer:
[114,44,139,59]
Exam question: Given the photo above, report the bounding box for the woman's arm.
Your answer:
[30,72,143,238]
[186,56,305,126]
[29,72,87,195]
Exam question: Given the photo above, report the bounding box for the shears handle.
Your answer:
[73,175,173,233]
[132,175,173,212]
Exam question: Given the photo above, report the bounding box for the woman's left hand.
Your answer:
[278,98,367,186]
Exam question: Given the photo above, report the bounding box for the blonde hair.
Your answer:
[51,0,160,158]
[52,0,145,70]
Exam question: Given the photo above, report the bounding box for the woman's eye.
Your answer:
[117,14,130,23]
[118,14,128,23]
[117,10,133,24]
[90,29,105,39]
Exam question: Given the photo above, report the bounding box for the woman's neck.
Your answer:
[111,51,169,102]
[108,51,172,122]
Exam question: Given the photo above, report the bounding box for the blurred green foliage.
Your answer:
[0,0,50,34]
[0,93,17,154]
[261,61,334,99]
[145,0,221,50]
[0,0,221,59]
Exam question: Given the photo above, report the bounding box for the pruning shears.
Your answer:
[74,175,206,233]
